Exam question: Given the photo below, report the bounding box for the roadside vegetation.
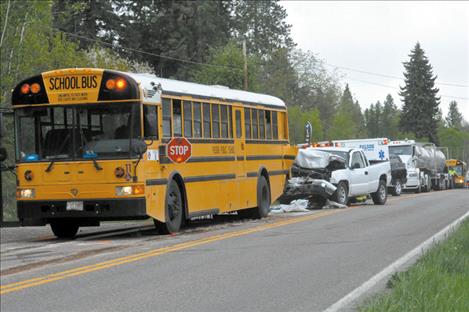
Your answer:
[360,219,469,312]
[1,1,469,220]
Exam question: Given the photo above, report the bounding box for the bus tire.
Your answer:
[155,179,183,234]
[253,176,271,219]
[50,221,79,239]
[372,179,387,205]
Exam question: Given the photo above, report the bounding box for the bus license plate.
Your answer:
[66,201,83,211]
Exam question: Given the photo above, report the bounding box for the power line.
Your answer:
[53,28,243,72]
[346,76,469,101]
[325,62,469,88]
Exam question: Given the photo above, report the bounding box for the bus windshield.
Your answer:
[389,145,413,156]
[15,103,142,162]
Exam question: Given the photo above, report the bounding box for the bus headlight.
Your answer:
[115,185,144,196]
[17,188,35,199]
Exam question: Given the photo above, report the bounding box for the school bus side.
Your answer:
[140,94,296,231]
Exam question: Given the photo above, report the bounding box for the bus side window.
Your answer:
[163,98,171,137]
[236,110,242,138]
[265,110,272,140]
[143,105,158,139]
[203,103,211,138]
[272,111,278,140]
[173,99,182,137]
[212,104,220,138]
[221,105,228,138]
[252,109,258,139]
[193,102,202,138]
[259,110,265,139]
[228,106,233,138]
[183,101,192,138]
[244,108,251,139]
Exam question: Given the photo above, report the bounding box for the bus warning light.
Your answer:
[116,78,127,90]
[31,83,41,94]
[106,79,116,90]
[21,83,30,94]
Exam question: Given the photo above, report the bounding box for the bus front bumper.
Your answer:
[17,198,147,226]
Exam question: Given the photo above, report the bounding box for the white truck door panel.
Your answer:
[349,151,369,195]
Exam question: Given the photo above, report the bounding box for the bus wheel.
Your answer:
[50,221,79,239]
[155,180,183,234]
[253,176,271,219]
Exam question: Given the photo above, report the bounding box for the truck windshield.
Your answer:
[389,145,413,156]
[15,103,141,162]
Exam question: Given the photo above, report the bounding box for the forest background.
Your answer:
[1,0,468,220]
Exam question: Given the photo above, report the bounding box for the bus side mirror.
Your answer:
[0,147,7,162]
[131,140,147,156]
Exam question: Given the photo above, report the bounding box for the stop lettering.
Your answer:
[166,137,192,163]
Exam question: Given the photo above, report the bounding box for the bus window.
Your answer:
[272,111,278,140]
[221,105,228,138]
[244,108,251,139]
[228,106,233,138]
[183,101,192,138]
[173,99,182,137]
[236,110,242,138]
[252,109,258,139]
[259,110,265,139]
[143,105,158,139]
[193,102,202,138]
[203,103,210,138]
[265,110,272,140]
[212,104,220,138]
[163,98,171,137]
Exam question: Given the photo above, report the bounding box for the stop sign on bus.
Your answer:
[167,137,192,163]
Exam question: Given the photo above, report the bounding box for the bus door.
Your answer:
[233,107,246,207]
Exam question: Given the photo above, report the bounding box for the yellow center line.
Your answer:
[1,209,340,295]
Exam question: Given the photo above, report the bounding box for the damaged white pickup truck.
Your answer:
[281,146,390,207]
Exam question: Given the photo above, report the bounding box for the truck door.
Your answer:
[349,151,369,195]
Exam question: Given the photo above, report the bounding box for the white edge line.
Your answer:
[323,209,469,312]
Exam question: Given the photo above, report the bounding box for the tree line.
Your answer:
[1,0,468,156]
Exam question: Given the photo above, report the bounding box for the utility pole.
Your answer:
[243,39,248,91]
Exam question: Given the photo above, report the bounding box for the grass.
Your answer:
[360,219,469,312]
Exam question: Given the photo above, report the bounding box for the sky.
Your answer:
[280,1,469,120]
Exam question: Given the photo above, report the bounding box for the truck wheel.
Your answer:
[155,179,183,234]
[391,180,402,196]
[332,182,348,206]
[372,179,387,205]
[50,221,79,239]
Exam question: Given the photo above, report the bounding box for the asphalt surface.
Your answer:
[1,189,468,312]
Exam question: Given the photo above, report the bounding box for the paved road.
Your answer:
[1,189,468,312]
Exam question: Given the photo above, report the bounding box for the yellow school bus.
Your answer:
[446,159,467,188]
[12,68,296,238]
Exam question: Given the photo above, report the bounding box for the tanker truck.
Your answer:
[389,140,450,192]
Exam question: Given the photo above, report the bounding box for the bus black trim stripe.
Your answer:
[246,170,288,178]
[188,209,220,218]
[161,138,235,144]
[245,140,289,145]
[246,155,283,161]
[270,170,289,176]
[283,155,296,160]
[160,155,236,164]
[184,174,236,183]
[146,179,168,186]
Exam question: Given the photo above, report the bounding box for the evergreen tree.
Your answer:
[382,94,400,138]
[231,0,294,57]
[399,42,440,144]
[445,100,463,129]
